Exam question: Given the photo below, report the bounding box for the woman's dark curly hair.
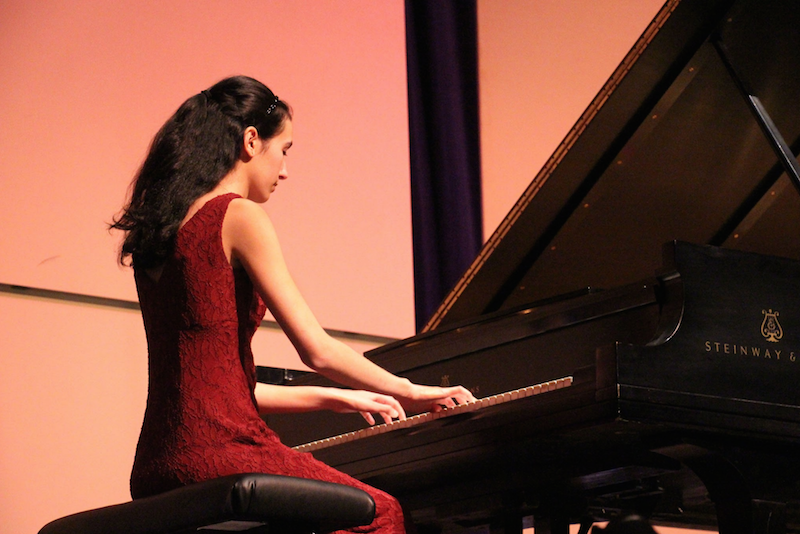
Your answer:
[110,75,291,269]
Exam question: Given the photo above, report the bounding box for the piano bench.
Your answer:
[37,473,376,534]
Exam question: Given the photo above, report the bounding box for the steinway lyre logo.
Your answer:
[761,309,783,343]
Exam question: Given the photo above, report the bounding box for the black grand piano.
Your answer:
[265,0,800,532]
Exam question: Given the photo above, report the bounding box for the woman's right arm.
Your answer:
[224,198,475,418]
[254,383,404,425]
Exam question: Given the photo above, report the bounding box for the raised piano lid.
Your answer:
[425,0,800,331]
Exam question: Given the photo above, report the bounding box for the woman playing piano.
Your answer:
[111,75,475,534]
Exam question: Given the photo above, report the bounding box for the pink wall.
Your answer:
[1,1,713,533]
[0,295,147,532]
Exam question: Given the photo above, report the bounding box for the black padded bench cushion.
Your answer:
[38,473,376,534]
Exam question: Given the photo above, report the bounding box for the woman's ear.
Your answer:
[242,126,260,158]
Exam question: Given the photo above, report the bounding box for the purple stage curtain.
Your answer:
[405,0,482,332]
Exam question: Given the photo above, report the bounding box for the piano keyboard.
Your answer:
[293,376,573,453]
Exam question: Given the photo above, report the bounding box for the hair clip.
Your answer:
[266,96,280,115]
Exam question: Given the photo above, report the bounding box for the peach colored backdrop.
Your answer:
[0,1,709,533]
[0,0,415,342]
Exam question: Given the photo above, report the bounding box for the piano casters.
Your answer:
[525,513,655,534]
[659,444,790,534]
[529,504,656,534]
[591,514,656,534]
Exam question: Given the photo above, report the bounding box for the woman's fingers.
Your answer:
[372,394,406,423]
[360,411,376,426]
[336,385,478,426]
[446,385,477,404]
[401,384,477,413]
[337,390,406,425]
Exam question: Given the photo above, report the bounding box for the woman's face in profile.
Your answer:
[249,119,293,203]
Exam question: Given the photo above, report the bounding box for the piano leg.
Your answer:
[659,444,788,534]
[590,514,656,534]
[577,517,594,534]
[752,501,787,534]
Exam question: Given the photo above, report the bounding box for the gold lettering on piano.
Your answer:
[704,342,796,362]
[440,375,451,387]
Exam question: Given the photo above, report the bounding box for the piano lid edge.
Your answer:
[423,0,738,332]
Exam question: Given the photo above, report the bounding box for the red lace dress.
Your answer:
[130,193,404,534]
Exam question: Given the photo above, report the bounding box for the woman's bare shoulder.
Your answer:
[225,197,273,227]
[223,197,280,259]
